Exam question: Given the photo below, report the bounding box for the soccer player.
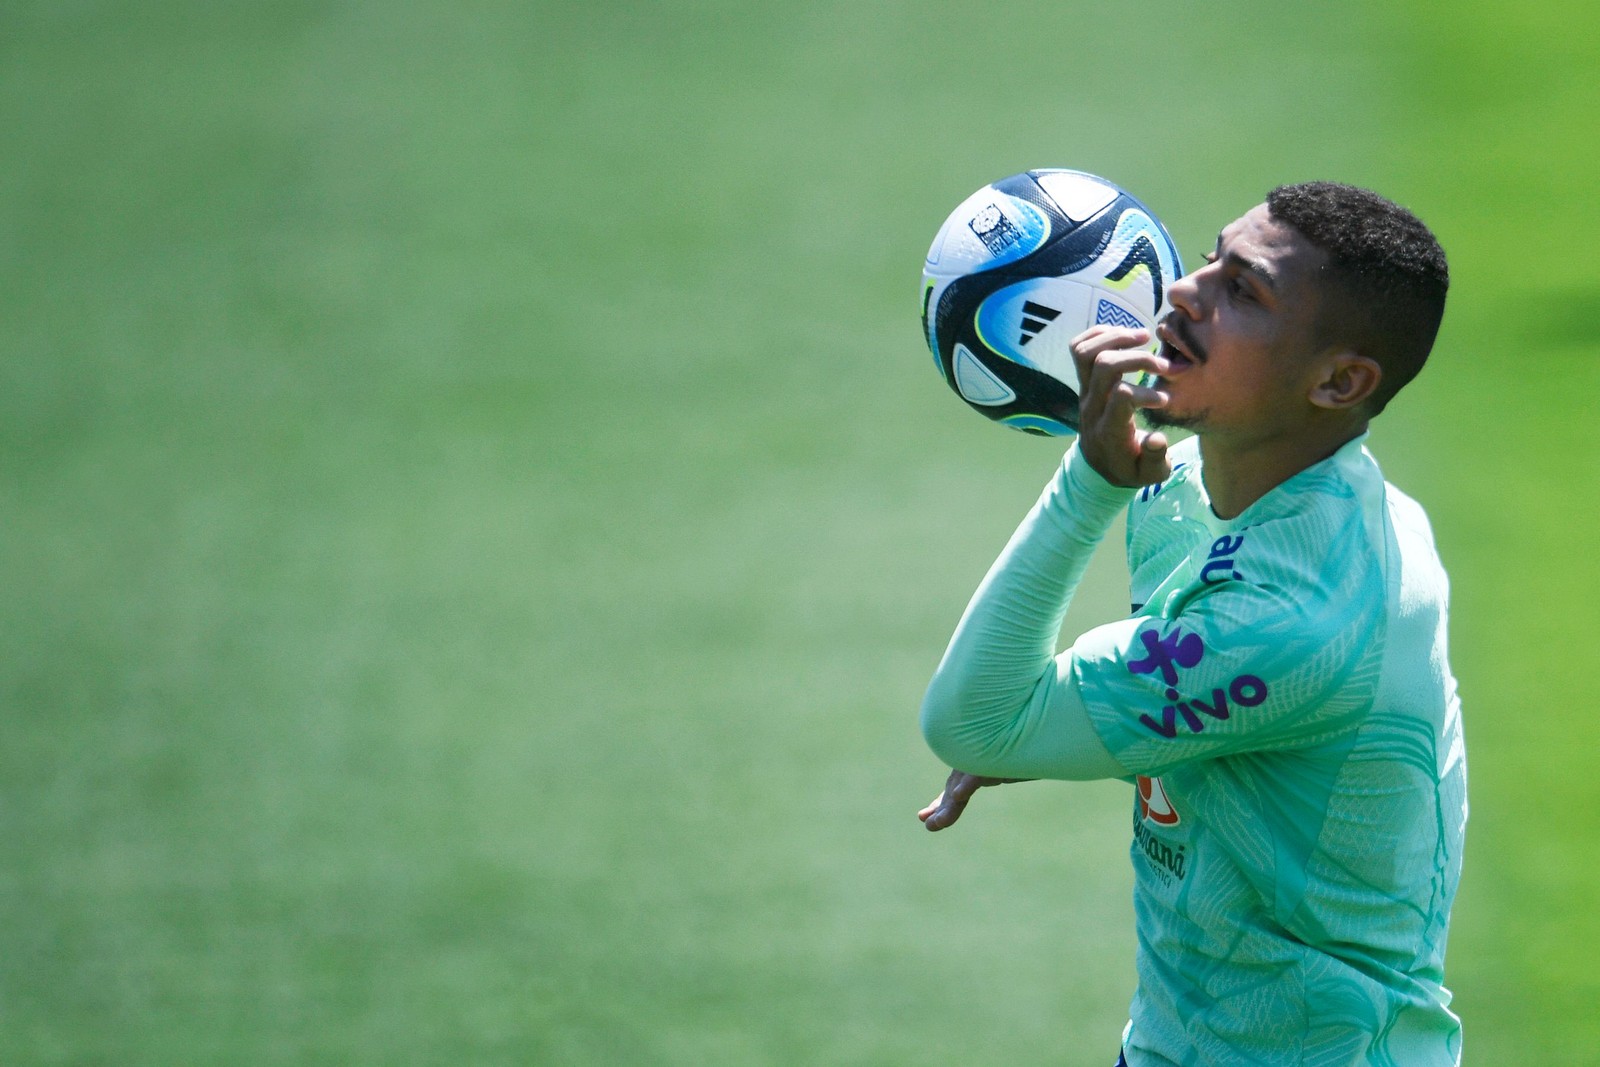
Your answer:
[917,182,1466,1066]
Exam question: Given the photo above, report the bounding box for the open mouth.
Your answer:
[1155,320,1202,372]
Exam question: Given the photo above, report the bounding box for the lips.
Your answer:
[1155,318,1203,372]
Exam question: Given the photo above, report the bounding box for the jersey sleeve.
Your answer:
[919,443,1133,781]
[920,445,1385,781]
[1070,504,1385,776]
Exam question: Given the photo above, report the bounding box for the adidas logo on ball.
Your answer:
[1018,300,1061,346]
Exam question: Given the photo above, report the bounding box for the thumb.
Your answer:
[920,789,969,831]
[1138,431,1171,481]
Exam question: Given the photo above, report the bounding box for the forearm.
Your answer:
[920,443,1132,779]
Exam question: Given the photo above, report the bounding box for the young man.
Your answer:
[917,183,1465,1065]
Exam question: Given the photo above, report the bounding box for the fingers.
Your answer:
[916,772,1034,831]
[1072,328,1171,413]
[917,770,982,831]
[917,790,953,830]
[1069,323,1150,372]
[919,791,969,831]
[1141,429,1170,460]
[1102,377,1169,427]
[1070,326,1162,385]
[1069,326,1176,488]
[1136,429,1173,486]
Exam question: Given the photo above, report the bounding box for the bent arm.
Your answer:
[920,443,1132,780]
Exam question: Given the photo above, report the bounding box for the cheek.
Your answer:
[1232,315,1311,373]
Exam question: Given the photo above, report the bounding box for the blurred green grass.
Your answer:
[2,1,1597,1063]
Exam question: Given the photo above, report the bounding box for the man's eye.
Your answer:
[1227,276,1252,301]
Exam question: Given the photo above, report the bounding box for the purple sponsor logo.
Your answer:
[1201,533,1246,584]
[1128,626,1204,685]
[1126,624,1269,738]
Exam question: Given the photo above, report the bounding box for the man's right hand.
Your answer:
[1069,325,1176,488]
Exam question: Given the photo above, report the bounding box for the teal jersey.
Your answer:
[921,436,1466,1066]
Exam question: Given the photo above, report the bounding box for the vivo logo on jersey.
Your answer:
[1127,624,1270,738]
[1127,626,1203,685]
[1139,676,1269,738]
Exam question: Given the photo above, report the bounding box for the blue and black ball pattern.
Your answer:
[920,170,1183,437]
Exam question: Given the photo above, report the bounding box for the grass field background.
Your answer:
[3,1,1598,1062]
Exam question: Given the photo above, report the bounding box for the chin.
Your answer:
[1142,407,1203,431]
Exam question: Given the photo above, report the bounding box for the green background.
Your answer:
[3,1,1596,1062]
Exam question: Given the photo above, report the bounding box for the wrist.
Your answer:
[1065,441,1139,506]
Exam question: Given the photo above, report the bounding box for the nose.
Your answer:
[1167,268,1201,320]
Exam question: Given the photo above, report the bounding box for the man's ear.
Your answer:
[1309,351,1382,410]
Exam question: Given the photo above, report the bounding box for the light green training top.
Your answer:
[921,435,1466,1066]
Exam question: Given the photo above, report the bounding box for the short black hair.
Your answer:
[1266,182,1449,412]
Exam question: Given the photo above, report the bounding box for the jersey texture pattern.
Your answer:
[921,436,1466,1066]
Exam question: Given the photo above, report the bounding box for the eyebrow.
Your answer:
[1213,233,1278,290]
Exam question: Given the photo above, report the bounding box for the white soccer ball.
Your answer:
[921,170,1184,435]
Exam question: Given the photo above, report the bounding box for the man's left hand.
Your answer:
[918,769,1033,831]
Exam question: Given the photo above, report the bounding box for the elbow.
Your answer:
[919,669,961,762]
[919,667,991,772]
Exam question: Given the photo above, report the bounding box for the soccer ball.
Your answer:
[920,169,1184,436]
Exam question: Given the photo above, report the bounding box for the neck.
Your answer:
[1197,420,1368,520]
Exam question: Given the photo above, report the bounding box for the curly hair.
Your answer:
[1267,182,1449,412]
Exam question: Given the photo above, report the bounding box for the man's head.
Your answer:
[1265,181,1449,413]
[1149,183,1448,439]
